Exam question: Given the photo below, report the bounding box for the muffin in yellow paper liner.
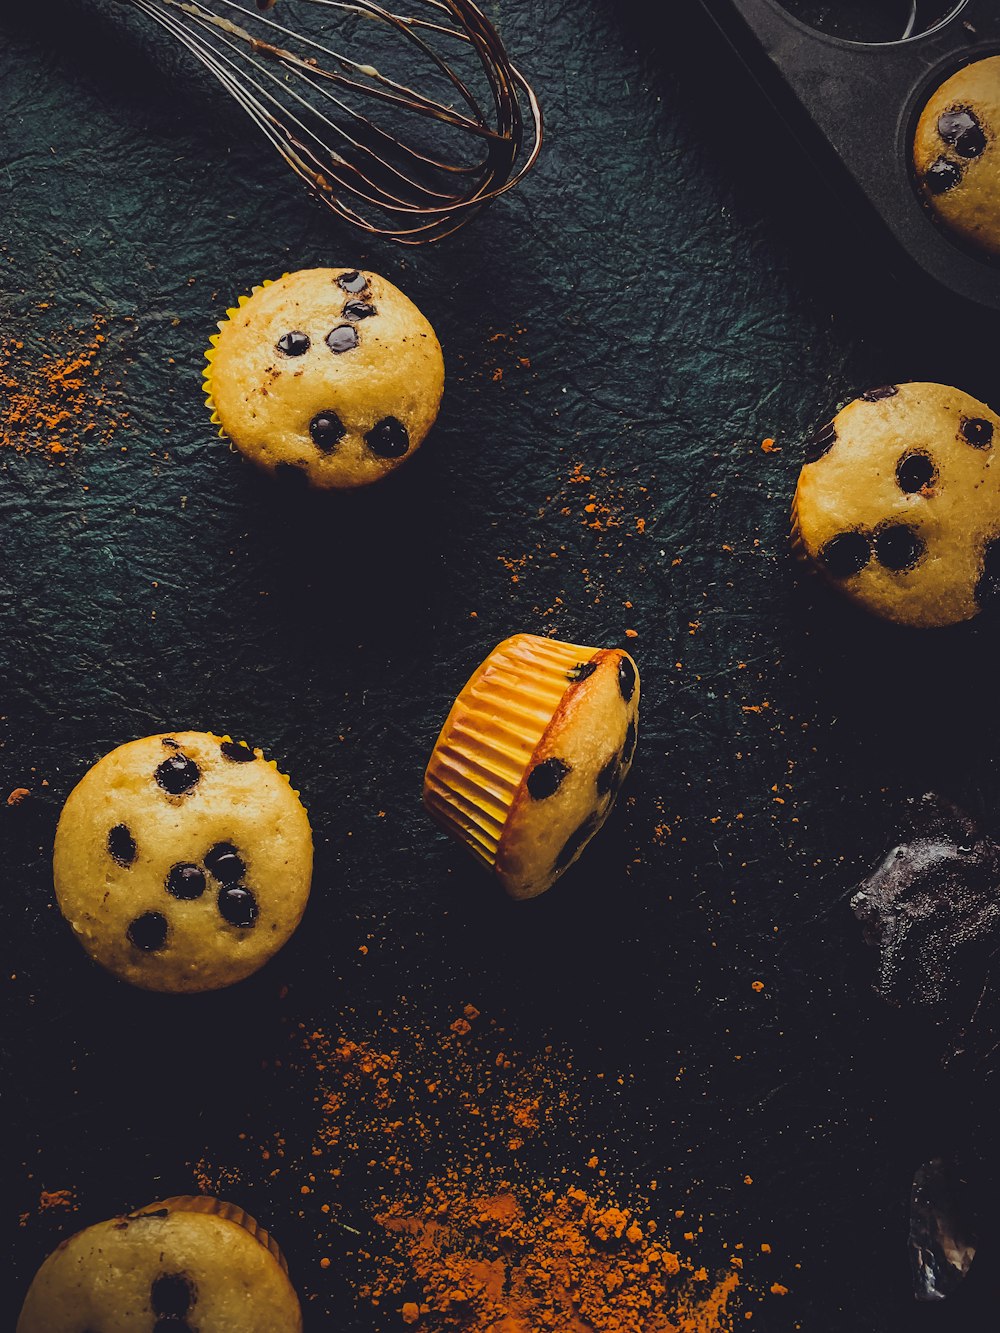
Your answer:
[204,267,444,490]
[424,633,640,899]
[17,1195,302,1332]
[53,730,313,992]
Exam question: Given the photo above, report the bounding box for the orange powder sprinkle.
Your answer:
[0,316,127,456]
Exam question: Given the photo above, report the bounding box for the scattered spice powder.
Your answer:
[0,315,127,456]
[187,1007,790,1330]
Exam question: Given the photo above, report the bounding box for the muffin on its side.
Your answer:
[424,633,640,899]
[17,1195,302,1332]
[53,731,313,992]
[204,267,444,489]
[913,56,1000,256]
[791,382,1000,628]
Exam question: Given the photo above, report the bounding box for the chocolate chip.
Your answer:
[326,325,359,354]
[962,417,994,448]
[875,524,925,571]
[555,814,601,871]
[127,912,168,952]
[337,270,368,294]
[925,157,962,194]
[218,885,259,928]
[625,719,638,763]
[166,863,206,900]
[107,824,137,867]
[896,451,935,493]
[527,757,570,800]
[343,300,377,321]
[567,662,597,682]
[860,385,899,402]
[938,108,986,159]
[161,738,179,749]
[309,411,346,452]
[151,1272,195,1316]
[365,416,409,459]
[618,656,636,703]
[276,330,310,356]
[976,538,1000,606]
[205,843,245,884]
[155,754,200,796]
[597,754,620,796]
[819,531,870,578]
[804,421,837,463]
[220,740,255,762]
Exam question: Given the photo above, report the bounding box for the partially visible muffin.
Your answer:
[791,382,1000,628]
[913,56,1000,255]
[424,633,640,899]
[17,1195,302,1332]
[53,731,313,992]
[204,267,444,489]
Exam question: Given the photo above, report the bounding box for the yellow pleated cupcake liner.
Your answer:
[423,634,602,871]
[202,278,281,446]
[142,1195,290,1273]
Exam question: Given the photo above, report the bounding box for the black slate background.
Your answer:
[3,2,1000,1330]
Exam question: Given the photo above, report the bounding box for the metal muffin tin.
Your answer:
[699,0,1000,310]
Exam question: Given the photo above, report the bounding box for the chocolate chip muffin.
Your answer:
[424,634,640,900]
[17,1195,302,1332]
[204,268,445,489]
[914,56,1000,256]
[791,382,1000,628]
[53,732,313,992]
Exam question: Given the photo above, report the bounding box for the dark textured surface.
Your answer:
[4,1,1000,1329]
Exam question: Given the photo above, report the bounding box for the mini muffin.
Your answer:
[204,267,444,489]
[53,731,313,992]
[424,633,640,900]
[17,1195,302,1332]
[791,382,1000,628]
[914,56,1000,256]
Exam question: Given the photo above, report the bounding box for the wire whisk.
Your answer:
[121,0,542,244]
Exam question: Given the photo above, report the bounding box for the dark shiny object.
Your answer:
[220,740,255,762]
[337,271,368,293]
[343,300,377,321]
[625,719,637,763]
[875,523,924,570]
[555,813,601,871]
[617,656,636,702]
[326,325,360,354]
[961,416,994,448]
[166,863,206,900]
[938,107,986,158]
[925,157,962,194]
[107,823,137,867]
[819,531,870,577]
[596,754,619,796]
[365,416,409,459]
[276,330,310,356]
[527,757,570,800]
[127,912,168,952]
[205,843,245,884]
[155,754,201,796]
[567,661,597,682]
[804,420,837,463]
[218,885,259,927]
[309,411,347,452]
[896,451,935,492]
[860,384,899,402]
[851,795,1000,1014]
